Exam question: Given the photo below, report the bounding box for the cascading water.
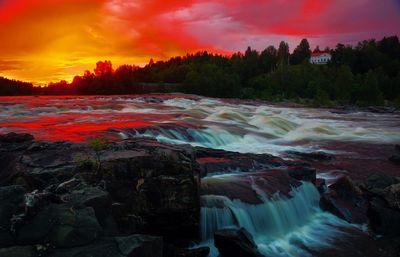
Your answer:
[199,182,352,257]
[1,95,399,154]
[1,95,397,256]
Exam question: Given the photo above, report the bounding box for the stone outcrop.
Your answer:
[3,132,399,256]
[0,134,198,256]
[320,173,400,237]
[214,228,263,257]
[320,176,368,224]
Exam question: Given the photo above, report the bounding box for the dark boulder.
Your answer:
[316,178,327,193]
[368,197,400,236]
[214,228,263,257]
[320,176,368,224]
[389,154,400,165]
[51,235,163,257]
[201,170,301,204]
[17,204,101,247]
[286,150,335,162]
[383,183,400,211]
[66,186,114,230]
[362,172,399,195]
[287,166,316,183]
[99,140,200,240]
[114,234,163,257]
[0,137,201,243]
[50,238,125,257]
[0,185,26,247]
[0,132,34,143]
[195,147,285,177]
[0,151,27,187]
[175,246,210,257]
[0,245,35,257]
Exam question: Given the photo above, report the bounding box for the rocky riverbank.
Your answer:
[0,132,400,257]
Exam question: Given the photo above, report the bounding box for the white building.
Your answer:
[309,52,332,65]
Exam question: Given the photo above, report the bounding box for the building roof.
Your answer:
[311,52,331,57]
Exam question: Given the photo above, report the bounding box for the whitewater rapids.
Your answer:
[0,94,398,256]
[1,95,399,156]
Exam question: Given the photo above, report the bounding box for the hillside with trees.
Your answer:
[0,77,34,95]
[1,36,400,107]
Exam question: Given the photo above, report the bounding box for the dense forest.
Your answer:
[1,36,400,107]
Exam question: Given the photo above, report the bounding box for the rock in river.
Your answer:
[214,227,263,257]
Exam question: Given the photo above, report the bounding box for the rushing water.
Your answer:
[200,182,351,257]
[1,95,399,156]
[1,94,399,256]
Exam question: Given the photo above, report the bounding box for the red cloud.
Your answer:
[0,0,399,83]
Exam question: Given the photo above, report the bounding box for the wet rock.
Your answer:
[395,145,400,152]
[51,235,162,257]
[51,238,124,257]
[175,247,210,257]
[320,176,368,224]
[53,178,82,194]
[368,198,400,236]
[286,150,335,162]
[195,147,285,177]
[114,234,163,257]
[0,245,35,257]
[214,228,263,257]
[0,132,34,143]
[0,137,200,242]
[287,166,316,183]
[99,140,200,240]
[316,178,327,193]
[201,170,301,204]
[50,206,102,248]
[383,183,400,211]
[389,154,400,165]
[363,172,399,195]
[0,185,26,247]
[329,176,363,197]
[0,151,27,187]
[66,186,113,228]
[0,140,86,190]
[0,185,27,206]
[0,229,15,248]
[17,204,101,247]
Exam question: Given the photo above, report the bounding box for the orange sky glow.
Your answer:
[0,0,399,84]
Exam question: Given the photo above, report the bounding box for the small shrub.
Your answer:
[88,138,108,174]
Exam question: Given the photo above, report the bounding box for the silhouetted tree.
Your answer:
[2,35,399,107]
[278,41,290,66]
[313,46,322,53]
[259,46,278,73]
[290,39,311,65]
[94,61,113,77]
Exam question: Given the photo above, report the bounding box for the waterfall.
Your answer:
[135,126,311,156]
[199,182,352,257]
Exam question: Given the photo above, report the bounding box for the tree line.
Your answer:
[1,36,400,107]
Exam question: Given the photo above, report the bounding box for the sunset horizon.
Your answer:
[1,0,400,84]
[1,1,400,256]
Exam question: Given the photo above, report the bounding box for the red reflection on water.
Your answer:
[0,95,187,142]
[1,113,154,142]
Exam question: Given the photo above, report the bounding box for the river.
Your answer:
[1,94,399,256]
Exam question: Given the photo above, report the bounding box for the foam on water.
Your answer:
[142,127,312,156]
[1,95,399,151]
[0,95,393,256]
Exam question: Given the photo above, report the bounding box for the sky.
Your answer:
[0,0,399,84]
